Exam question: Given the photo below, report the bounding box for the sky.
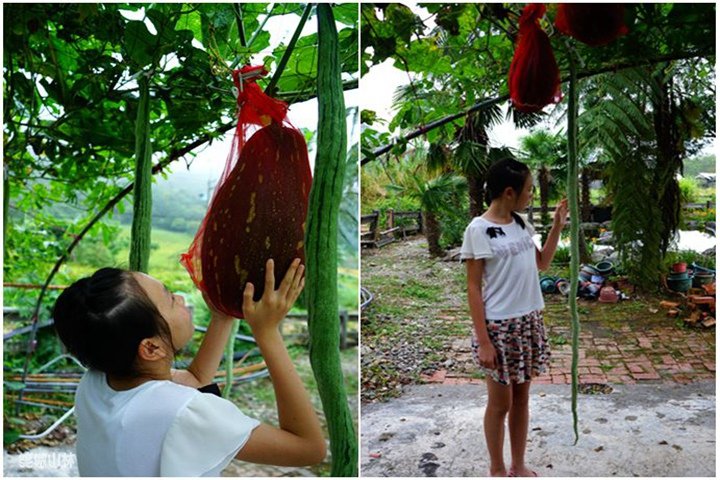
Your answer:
[361,4,532,153]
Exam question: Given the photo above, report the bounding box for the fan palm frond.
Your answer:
[576,69,658,160]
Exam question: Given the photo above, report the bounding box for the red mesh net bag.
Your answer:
[181,65,312,318]
[508,3,561,113]
[555,4,628,47]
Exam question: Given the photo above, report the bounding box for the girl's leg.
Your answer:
[485,377,511,476]
[508,380,533,475]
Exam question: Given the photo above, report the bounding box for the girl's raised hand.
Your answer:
[201,291,233,322]
[553,198,569,228]
[242,258,305,333]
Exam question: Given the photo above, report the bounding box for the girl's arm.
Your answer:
[536,198,568,271]
[235,259,326,466]
[467,258,497,369]
[172,301,235,387]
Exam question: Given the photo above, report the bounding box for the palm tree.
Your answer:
[388,170,467,257]
[519,131,567,226]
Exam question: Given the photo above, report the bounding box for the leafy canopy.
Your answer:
[4,3,359,284]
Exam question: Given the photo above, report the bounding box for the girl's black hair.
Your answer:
[52,267,175,378]
[484,158,530,229]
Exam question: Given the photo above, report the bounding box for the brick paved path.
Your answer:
[421,303,716,386]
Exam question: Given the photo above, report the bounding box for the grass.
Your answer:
[403,279,440,301]
[60,224,358,311]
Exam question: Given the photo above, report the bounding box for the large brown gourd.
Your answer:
[200,122,311,318]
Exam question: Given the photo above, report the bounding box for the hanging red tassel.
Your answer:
[508,4,561,113]
[555,4,628,47]
[181,66,311,318]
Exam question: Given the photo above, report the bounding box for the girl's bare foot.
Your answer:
[489,467,508,477]
[509,466,538,477]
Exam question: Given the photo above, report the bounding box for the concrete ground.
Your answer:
[361,382,715,477]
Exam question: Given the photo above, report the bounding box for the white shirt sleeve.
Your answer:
[460,223,493,260]
[160,392,261,476]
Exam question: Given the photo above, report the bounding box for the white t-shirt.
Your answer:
[460,214,544,319]
[74,369,260,477]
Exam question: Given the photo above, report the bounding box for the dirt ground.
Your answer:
[361,236,715,401]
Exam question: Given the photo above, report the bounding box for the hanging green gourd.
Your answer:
[508,3,632,444]
[565,42,581,445]
[306,4,358,476]
[129,75,153,274]
[556,6,630,444]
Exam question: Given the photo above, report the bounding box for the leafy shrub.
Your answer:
[73,236,116,268]
[679,177,699,204]
[553,246,571,264]
[439,203,469,249]
[663,249,715,271]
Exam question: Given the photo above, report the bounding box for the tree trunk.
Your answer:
[129,76,152,273]
[467,170,485,218]
[537,166,550,244]
[578,227,592,264]
[306,5,357,476]
[653,70,682,255]
[538,165,550,226]
[423,210,443,257]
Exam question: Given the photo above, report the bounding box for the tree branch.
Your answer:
[276,78,358,103]
[233,4,247,48]
[265,3,314,95]
[362,50,712,165]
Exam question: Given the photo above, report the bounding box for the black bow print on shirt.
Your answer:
[486,227,506,239]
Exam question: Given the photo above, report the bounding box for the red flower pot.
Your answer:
[672,262,687,273]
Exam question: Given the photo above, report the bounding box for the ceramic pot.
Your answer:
[668,271,689,281]
[692,272,715,288]
[598,286,619,303]
[540,276,557,294]
[595,260,614,275]
[671,262,687,273]
[667,276,692,292]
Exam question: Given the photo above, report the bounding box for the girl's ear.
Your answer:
[137,337,169,362]
[503,186,516,199]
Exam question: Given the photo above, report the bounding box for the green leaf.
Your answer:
[176,10,203,42]
[4,429,22,445]
[123,20,156,67]
[333,4,358,26]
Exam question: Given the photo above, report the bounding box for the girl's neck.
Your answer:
[107,369,171,392]
[483,201,517,224]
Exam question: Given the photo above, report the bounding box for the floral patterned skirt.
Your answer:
[471,309,550,386]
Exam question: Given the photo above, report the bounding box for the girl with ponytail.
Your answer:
[460,158,567,477]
